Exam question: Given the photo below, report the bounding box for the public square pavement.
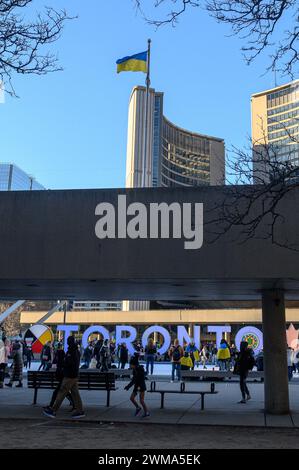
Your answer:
[1,362,299,429]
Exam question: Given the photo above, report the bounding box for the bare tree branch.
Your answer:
[134,0,299,77]
[0,0,75,96]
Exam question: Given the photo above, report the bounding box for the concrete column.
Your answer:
[262,290,289,414]
[188,324,193,338]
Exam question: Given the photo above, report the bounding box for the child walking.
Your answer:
[125,355,150,418]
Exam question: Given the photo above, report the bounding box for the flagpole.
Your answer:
[142,38,151,188]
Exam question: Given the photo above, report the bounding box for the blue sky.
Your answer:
[0,0,288,189]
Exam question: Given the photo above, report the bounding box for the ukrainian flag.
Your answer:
[116,51,147,73]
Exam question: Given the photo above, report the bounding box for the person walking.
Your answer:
[200,345,209,369]
[124,355,150,418]
[145,338,157,375]
[118,343,129,369]
[39,341,52,371]
[217,339,231,371]
[82,343,93,369]
[99,339,110,372]
[287,346,295,381]
[6,339,23,388]
[185,340,199,370]
[234,341,255,404]
[43,336,85,419]
[0,336,9,388]
[169,339,184,382]
[23,345,34,369]
[48,342,74,409]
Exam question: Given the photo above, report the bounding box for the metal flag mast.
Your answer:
[142,38,151,188]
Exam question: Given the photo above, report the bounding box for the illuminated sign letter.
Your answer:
[82,325,110,349]
[235,326,263,353]
[142,325,171,355]
[115,325,137,355]
[57,325,79,351]
[207,325,231,348]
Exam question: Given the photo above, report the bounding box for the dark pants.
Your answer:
[146,355,155,375]
[240,372,250,400]
[288,366,293,381]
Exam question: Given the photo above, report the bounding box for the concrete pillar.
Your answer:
[188,324,193,338]
[262,290,289,414]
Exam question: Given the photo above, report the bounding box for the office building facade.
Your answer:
[251,80,299,182]
[126,86,225,189]
[0,163,45,191]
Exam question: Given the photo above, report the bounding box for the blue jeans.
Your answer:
[146,355,155,375]
[172,362,181,381]
[288,366,293,381]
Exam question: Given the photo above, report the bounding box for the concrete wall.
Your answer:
[0,186,299,300]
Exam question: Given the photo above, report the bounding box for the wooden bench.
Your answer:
[27,371,117,407]
[148,380,218,410]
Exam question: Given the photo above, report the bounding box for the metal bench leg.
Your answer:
[201,393,205,411]
[160,392,165,409]
[106,389,110,407]
[33,388,38,405]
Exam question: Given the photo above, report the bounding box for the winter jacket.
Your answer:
[63,346,81,378]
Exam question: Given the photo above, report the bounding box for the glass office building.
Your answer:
[251,80,299,182]
[0,163,45,191]
[126,86,225,188]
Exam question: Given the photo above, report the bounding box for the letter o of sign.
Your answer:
[141,325,171,355]
[82,325,110,349]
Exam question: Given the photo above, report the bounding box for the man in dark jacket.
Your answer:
[43,336,85,419]
[235,341,255,404]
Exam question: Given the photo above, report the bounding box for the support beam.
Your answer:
[262,290,289,414]
[37,301,67,324]
[0,300,26,324]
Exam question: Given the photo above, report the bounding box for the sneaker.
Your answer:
[16,382,23,388]
[43,407,56,419]
[238,399,246,404]
[170,380,174,383]
[142,412,150,418]
[246,395,251,401]
[5,383,12,387]
[134,406,142,416]
[71,412,86,419]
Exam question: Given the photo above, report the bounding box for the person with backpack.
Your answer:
[124,354,150,418]
[234,341,255,404]
[43,336,85,419]
[185,340,199,370]
[168,339,184,382]
[145,338,157,375]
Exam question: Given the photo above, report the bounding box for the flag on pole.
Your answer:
[116,51,147,73]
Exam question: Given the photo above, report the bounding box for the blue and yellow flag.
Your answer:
[116,51,147,73]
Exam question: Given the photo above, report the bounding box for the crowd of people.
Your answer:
[2,331,299,416]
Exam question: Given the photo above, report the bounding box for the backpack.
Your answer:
[172,346,181,362]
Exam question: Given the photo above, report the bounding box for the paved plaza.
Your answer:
[1,369,299,428]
